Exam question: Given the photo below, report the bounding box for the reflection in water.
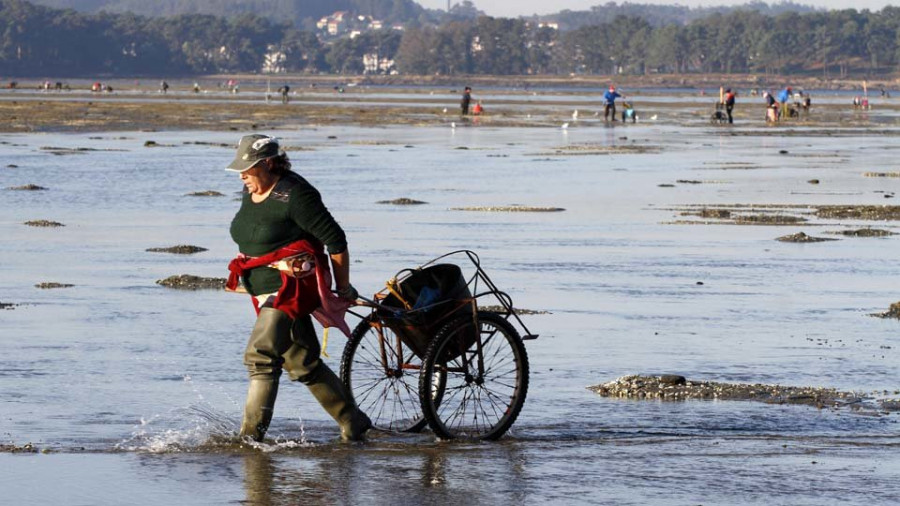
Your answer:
[240,441,531,504]
[422,449,446,488]
[243,452,276,506]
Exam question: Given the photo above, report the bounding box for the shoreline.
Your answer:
[7,73,899,91]
[2,87,899,133]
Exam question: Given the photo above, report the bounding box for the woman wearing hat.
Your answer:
[225,134,371,442]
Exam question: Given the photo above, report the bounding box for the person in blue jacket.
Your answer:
[603,86,624,122]
[777,86,792,119]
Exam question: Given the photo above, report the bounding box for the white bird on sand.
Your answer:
[572,109,579,120]
[561,122,569,129]
[442,107,448,113]
[451,122,456,129]
[650,114,658,121]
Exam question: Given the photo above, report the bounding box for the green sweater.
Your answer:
[230,171,347,295]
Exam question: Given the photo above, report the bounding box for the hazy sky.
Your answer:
[417,0,893,17]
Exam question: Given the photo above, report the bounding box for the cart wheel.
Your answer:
[419,311,529,440]
[340,316,437,433]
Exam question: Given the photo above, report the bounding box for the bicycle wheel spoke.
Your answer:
[343,318,428,433]
[421,312,529,440]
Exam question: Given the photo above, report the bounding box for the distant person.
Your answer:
[801,92,811,115]
[603,86,624,122]
[777,86,791,119]
[193,82,201,93]
[621,102,636,123]
[764,91,778,122]
[460,86,472,115]
[724,88,736,124]
[472,100,483,116]
[279,85,290,104]
[160,80,169,94]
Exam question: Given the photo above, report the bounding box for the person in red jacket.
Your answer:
[724,88,736,124]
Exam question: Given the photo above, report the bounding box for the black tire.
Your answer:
[341,316,432,433]
[419,311,529,440]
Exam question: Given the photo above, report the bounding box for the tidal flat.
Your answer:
[1,85,899,505]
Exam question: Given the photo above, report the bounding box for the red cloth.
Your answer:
[227,240,351,338]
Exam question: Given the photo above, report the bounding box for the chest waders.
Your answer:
[239,307,371,442]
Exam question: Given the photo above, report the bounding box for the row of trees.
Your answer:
[3,0,900,77]
[399,9,900,77]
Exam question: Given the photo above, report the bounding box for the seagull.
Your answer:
[572,110,579,120]
[561,122,569,129]
[442,107,447,113]
[650,114,658,121]
[451,122,456,129]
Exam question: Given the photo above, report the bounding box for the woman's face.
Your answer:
[239,160,276,195]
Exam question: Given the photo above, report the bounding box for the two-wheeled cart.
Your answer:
[340,250,538,440]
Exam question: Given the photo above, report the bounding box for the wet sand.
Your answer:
[3,76,900,133]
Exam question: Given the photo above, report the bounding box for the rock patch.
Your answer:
[871,301,900,319]
[815,205,900,221]
[478,305,551,315]
[831,228,895,237]
[0,443,38,453]
[7,184,47,191]
[1,302,18,310]
[377,198,427,205]
[35,282,74,289]
[588,375,894,413]
[186,190,224,197]
[863,172,900,178]
[775,232,838,243]
[156,275,226,290]
[146,245,208,254]
[24,220,64,227]
[451,205,565,212]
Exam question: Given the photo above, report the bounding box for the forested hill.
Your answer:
[26,0,821,28]
[24,0,432,26]
[4,0,900,78]
[550,1,820,29]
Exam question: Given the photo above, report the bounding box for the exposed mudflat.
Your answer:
[670,204,900,226]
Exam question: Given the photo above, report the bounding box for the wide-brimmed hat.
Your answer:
[226,134,285,172]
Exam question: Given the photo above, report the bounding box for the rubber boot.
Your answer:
[239,378,279,442]
[304,364,372,441]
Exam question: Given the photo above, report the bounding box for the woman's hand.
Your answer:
[336,284,358,301]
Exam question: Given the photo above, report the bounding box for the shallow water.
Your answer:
[2,121,899,504]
